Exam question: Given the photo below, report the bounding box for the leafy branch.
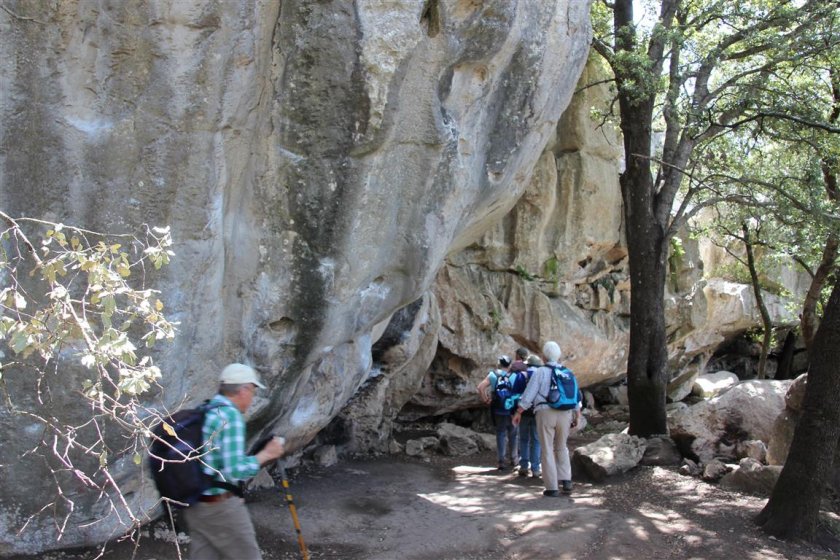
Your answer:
[0,212,177,542]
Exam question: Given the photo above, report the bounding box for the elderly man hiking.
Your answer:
[183,363,286,560]
[512,341,582,497]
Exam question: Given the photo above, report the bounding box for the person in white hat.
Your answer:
[183,363,286,560]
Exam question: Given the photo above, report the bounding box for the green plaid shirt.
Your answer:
[201,394,261,495]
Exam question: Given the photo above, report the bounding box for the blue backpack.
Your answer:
[546,365,579,410]
[492,371,524,413]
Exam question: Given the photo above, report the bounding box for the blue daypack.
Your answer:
[493,370,526,413]
[546,365,579,410]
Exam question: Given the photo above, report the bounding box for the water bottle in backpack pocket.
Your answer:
[546,365,579,410]
[492,372,522,413]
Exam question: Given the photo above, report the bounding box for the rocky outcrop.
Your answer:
[0,0,813,554]
[669,380,792,463]
[0,1,593,553]
[401,56,629,419]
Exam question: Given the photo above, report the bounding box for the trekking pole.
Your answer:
[249,433,310,560]
[277,462,310,560]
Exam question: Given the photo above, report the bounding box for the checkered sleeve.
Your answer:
[203,398,260,488]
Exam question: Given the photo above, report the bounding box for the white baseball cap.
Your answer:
[219,363,267,389]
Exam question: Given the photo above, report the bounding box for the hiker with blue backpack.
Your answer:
[512,341,582,496]
[477,355,527,470]
[183,363,286,560]
[516,354,543,479]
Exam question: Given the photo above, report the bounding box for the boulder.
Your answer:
[437,423,480,456]
[313,445,339,468]
[766,409,800,466]
[679,458,702,477]
[719,458,782,496]
[691,371,739,399]
[475,433,497,452]
[784,373,808,412]
[0,2,595,552]
[668,362,702,402]
[572,433,646,482]
[405,437,440,458]
[669,380,792,463]
[640,436,683,466]
[736,440,767,463]
[701,459,731,482]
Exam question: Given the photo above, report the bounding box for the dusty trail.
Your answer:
[26,445,833,560]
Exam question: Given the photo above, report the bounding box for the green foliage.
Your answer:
[0,212,176,535]
[515,265,535,281]
[593,275,617,303]
[543,256,560,282]
[489,308,502,330]
[589,0,840,437]
[0,218,175,396]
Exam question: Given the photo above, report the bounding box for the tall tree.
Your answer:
[699,45,840,363]
[755,277,840,540]
[591,0,840,435]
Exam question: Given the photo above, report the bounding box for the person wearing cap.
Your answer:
[516,354,542,478]
[183,363,285,560]
[512,341,582,497]
[476,355,521,470]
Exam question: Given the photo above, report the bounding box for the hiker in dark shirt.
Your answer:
[477,355,521,470]
[516,354,542,478]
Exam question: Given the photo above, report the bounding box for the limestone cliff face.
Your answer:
[343,57,629,435]
[0,0,592,553]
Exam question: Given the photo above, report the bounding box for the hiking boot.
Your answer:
[561,480,573,494]
[542,489,560,497]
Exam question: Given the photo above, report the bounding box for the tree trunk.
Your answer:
[775,330,797,380]
[610,0,674,437]
[743,226,772,379]
[801,236,838,353]
[756,279,840,540]
[619,112,669,437]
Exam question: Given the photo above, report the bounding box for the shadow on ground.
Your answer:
[8,448,836,560]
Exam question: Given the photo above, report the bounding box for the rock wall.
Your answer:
[0,0,593,554]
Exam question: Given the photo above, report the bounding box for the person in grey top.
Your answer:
[513,341,581,496]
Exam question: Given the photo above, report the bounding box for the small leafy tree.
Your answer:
[0,211,175,540]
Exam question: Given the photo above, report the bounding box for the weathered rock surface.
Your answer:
[719,458,781,496]
[669,380,792,463]
[572,432,646,482]
[640,436,683,467]
[0,0,812,555]
[692,370,740,399]
[0,1,593,553]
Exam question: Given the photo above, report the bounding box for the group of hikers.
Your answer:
[477,340,582,497]
[152,341,582,559]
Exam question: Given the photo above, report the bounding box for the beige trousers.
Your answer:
[183,496,262,560]
[535,407,574,491]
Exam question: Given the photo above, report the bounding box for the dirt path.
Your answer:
[27,449,836,560]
